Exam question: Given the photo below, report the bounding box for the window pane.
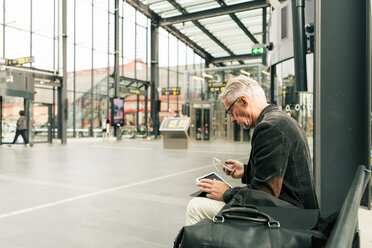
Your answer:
[6,0,30,31]
[76,0,92,48]
[33,0,53,37]
[33,35,54,70]
[5,27,30,59]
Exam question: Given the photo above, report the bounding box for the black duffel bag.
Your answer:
[174,204,327,248]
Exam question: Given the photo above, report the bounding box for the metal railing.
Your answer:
[326,165,371,248]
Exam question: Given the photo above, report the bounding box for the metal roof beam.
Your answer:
[117,75,150,86]
[124,0,160,22]
[209,53,262,63]
[159,0,269,26]
[162,25,213,61]
[124,0,213,61]
[165,0,244,65]
[214,0,259,44]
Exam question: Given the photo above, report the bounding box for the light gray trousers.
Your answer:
[185,197,226,225]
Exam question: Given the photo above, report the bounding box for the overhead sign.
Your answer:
[208,82,227,93]
[251,47,265,55]
[129,89,142,95]
[161,87,180,96]
[7,56,35,66]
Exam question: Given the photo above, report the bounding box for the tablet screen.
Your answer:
[200,173,223,181]
[196,172,232,188]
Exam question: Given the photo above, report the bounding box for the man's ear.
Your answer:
[240,95,249,106]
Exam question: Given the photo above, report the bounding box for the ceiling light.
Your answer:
[192,75,205,81]
[202,72,213,79]
[240,69,251,77]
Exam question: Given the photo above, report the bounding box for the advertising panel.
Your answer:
[112,98,124,126]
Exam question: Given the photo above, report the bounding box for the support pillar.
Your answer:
[151,21,160,138]
[314,0,370,216]
[113,0,120,138]
[59,0,67,144]
[144,85,148,128]
[292,0,307,91]
[270,65,276,105]
[262,7,267,66]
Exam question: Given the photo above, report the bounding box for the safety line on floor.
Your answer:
[0,156,248,219]
[89,145,153,151]
[0,163,214,219]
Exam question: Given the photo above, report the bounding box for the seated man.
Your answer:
[186,75,318,225]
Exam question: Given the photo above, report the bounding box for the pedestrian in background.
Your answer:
[9,111,30,148]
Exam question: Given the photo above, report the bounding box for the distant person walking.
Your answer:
[103,119,110,139]
[9,111,30,147]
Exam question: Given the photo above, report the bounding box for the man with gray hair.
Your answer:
[185,75,318,225]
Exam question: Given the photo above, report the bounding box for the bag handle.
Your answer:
[215,207,280,228]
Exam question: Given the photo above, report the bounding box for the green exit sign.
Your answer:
[251,47,265,54]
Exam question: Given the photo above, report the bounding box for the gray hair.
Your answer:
[218,75,266,102]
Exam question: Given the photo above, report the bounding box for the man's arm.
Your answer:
[247,122,290,198]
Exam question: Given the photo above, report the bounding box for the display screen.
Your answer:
[112,98,124,126]
[168,119,189,129]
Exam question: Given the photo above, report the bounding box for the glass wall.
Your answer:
[273,56,314,137]
[157,27,204,124]
[185,64,269,102]
[185,64,269,142]
[0,0,210,138]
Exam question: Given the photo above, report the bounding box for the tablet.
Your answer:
[196,172,232,188]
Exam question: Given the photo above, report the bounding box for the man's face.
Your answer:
[223,97,255,129]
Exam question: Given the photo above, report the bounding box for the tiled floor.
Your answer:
[359,207,372,247]
[0,139,249,247]
[0,138,370,247]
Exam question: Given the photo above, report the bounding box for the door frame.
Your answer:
[0,96,31,145]
[190,102,213,141]
[33,102,53,143]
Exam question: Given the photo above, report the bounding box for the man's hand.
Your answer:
[197,179,230,201]
[223,159,244,179]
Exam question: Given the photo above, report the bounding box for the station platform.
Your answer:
[0,139,370,247]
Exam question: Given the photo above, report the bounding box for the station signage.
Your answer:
[251,47,265,55]
[129,89,142,95]
[161,87,180,96]
[208,82,227,93]
[7,56,35,66]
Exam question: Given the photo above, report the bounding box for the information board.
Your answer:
[159,117,190,149]
[159,117,190,131]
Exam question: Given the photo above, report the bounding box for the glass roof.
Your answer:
[137,0,270,64]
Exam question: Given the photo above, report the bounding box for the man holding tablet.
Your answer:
[185,75,318,225]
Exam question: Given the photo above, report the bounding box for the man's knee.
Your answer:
[185,197,225,225]
[186,198,202,218]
